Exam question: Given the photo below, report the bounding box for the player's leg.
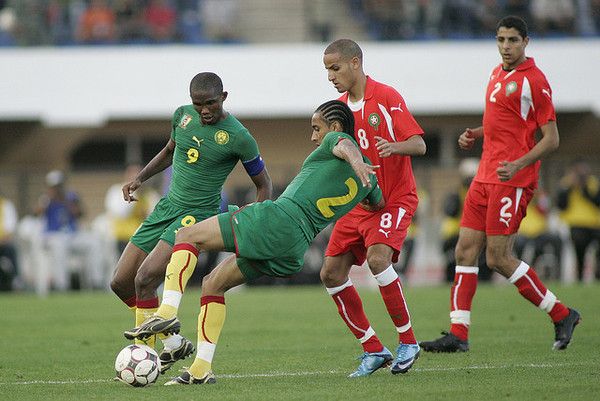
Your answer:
[124,216,225,339]
[366,243,420,374]
[155,216,225,319]
[130,240,173,347]
[420,227,485,353]
[165,254,246,385]
[487,234,580,350]
[110,241,147,325]
[321,251,392,377]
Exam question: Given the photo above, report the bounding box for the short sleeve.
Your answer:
[531,73,556,127]
[235,129,260,162]
[385,88,424,142]
[170,106,184,141]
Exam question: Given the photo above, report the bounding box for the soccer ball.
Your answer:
[115,344,161,387]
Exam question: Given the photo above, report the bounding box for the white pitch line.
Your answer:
[1,362,595,385]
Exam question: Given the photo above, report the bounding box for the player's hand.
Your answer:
[458,128,476,150]
[122,180,141,202]
[375,136,396,158]
[497,161,519,182]
[351,161,380,188]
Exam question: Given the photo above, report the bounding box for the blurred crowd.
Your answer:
[0,0,598,47]
[1,159,599,294]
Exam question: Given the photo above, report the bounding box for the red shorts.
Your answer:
[325,204,413,265]
[461,181,534,235]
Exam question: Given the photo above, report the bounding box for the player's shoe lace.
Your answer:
[164,370,216,385]
[123,316,181,340]
[419,331,469,353]
[553,308,581,350]
[391,343,420,374]
[159,337,195,374]
[348,347,393,378]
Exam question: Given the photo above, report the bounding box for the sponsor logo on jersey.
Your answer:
[368,113,380,128]
[214,130,230,145]
[192,135,203,147]
[179,114,193,129]
[505,81,518,96]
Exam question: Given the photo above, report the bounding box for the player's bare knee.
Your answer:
[320,264,346,287]
[175,226,194,244]
[110,277,130,299]
[134,266,159,294]
[366,254,391,273]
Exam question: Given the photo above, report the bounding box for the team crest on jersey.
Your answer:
[505,81,518,96]
[368,113,380,128]
[214,130,230,145]
[179,114,193,129]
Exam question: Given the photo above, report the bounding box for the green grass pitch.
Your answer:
[1,282,598,401]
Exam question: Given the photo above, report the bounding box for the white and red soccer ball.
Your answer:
[115,344,161,387]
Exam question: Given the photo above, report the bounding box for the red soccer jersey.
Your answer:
[476,57,556,189]
[338,76,424,212]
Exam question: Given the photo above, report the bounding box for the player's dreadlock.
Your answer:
[315,100,355,139]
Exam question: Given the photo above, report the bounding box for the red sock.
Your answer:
[378,278,416,344]
[123,295,137,308]
[509,262,569,323]
[137,296,159,309]
[449,266,479,341]
[328,283,383,353]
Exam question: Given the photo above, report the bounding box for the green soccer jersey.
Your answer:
[167,105,260,210]
[277,132,382,240]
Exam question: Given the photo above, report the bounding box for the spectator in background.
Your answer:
[9,0,49,46]
[0,192,18,291]
[530,0,576,36]
[439,158,492,283]
[361,0,404,40]
[76,0,116,44]
[403,0,444,39]
[114,0,146,43]
[144,0,176,43]
[515,189,563,280]
[36,170,103,291]
[556,159,600,281]
[199,0,240,43]
[105,164,159,255]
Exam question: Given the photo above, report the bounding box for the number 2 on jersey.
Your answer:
[316,178,358,218]
[489,82,501,103]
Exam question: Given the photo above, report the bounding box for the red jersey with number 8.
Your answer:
[338,76,424,211]
[476,57,556,189]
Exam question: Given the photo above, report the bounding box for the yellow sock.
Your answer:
[135,306,157,347]
[189,296,226,378]
[156,243,198,319]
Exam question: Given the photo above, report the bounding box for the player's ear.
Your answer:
[221,91,228,102]
[330,120,342,133]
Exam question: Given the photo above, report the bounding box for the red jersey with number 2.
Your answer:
[476,57,556,189]
[338,76,424,211]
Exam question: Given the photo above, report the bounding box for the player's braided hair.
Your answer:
[315,100,355,138]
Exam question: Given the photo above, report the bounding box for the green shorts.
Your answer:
[131,197,218,253]
[217,201,310,281]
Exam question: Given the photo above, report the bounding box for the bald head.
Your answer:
[190,72,223,95]
[324,39,363,63]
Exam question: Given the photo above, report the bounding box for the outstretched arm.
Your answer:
[122,138,175,202]
[332,138,379,188]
